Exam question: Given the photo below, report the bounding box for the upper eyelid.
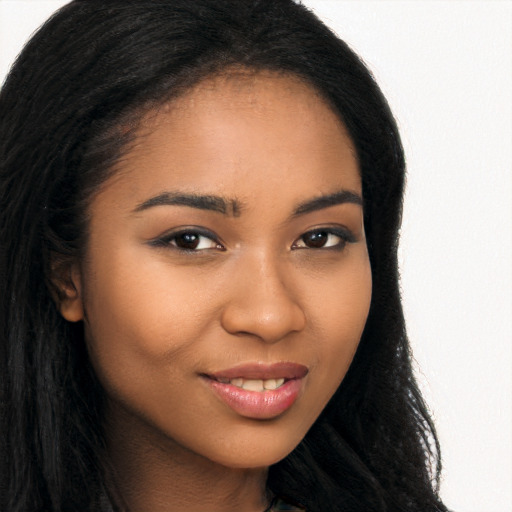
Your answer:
[297,226,356,239]
[148,226,222,247]
[158,226,218,238]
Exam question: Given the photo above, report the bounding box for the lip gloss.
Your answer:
[205,378,303,419]
[203,362,308,419]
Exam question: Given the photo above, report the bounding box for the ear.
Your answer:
[50,259,84,322]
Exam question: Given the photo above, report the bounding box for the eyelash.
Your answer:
[149,227,355,253]
[149,228,225,252]
[292,227,356,251]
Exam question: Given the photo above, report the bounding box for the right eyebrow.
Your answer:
[132,191,243,217]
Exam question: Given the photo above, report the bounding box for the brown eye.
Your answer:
[174,232,201,250]
[292,228,353,250]
[170,231,222,251]
[302,230,329,248]
[149,229,223,251]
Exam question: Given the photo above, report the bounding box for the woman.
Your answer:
[0,1,448,511]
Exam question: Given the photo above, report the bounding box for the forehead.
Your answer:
[98,71,360,212]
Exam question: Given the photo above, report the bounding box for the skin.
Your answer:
[58,71,372,512]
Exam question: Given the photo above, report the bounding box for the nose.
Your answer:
[220,253,306,344]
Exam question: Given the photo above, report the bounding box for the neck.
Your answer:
[103,402,270,512]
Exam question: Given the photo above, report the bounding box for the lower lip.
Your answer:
[204,378,303,420]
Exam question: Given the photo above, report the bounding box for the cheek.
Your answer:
[84,246,207,343]
[310,257,372,393]
[80,253,212,398]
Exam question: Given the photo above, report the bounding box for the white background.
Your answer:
[1,1,511,511]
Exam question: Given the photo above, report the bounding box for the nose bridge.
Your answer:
[220,250,306,343]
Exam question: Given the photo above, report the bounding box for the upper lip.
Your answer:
[206,362,309,381]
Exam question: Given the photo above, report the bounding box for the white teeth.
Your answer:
[242,379,265,391]
[263,379,278,390]
[226,377,287,391]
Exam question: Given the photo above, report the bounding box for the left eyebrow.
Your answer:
[292,190,363,217]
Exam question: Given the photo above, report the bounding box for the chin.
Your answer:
[199,424,305,470]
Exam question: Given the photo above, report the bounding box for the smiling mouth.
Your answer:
[213,377,286,391]
[205,361,308,387]
[202,362,308,419]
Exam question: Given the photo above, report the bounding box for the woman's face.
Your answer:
[63,72,372,468]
